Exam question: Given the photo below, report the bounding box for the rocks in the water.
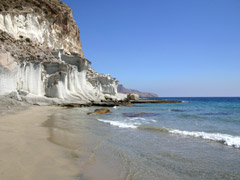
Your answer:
[168,109,185,112]
[130,99,182,103]
[94,108,110,114]
[201,112,230,116]
[87,108,110,115]
[119,100,132,106]
[127,93,139,100]
[123,112,158,117]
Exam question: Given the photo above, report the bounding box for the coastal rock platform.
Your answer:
[130,99,182,104]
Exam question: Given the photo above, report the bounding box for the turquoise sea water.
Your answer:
[99,97,240,147]
[46,97,240,180]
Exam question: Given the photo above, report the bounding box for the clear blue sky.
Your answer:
[63,0,240,97]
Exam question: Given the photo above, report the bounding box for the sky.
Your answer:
[63,0,240,97]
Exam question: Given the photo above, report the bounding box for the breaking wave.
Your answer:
[97,119,138,129]
[170,130,240,148]
[97,119,240,148]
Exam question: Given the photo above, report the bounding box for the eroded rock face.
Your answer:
[87,67,118,96]
[0,0,124,105]
[0,0,84,56]
[0,49,18,95]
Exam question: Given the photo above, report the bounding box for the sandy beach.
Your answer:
[0,105,131,180]
[0,101,239,180]
[0,106,81,180]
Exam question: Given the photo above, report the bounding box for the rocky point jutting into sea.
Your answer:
[0,0,126,107]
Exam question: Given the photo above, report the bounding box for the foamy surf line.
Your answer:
[97,119,240,148]
[97,119,138,129]
[170,130,240,148]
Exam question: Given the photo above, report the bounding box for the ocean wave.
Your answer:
[170,130,240,148]
[141,126,240,148]
[127,117,146,121]
[97,119,138,129]
[97,119,240,148]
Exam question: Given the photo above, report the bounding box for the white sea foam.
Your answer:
[97,119,138,129]
[150,119,157,122]
[113,106,117,109]
[126,117,155,124]
[170,129,240,148]
[127,117,146,121]
[97,118,240,148]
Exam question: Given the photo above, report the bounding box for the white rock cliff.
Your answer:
[0,0,125,105]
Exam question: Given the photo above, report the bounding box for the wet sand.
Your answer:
[0,106,80,180]
[2,105,238,180]
[43,107,128,180]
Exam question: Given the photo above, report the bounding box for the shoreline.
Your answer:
[0,105,81,180]
[0,99,239,180]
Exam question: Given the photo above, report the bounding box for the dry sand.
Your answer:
[0,106,80,180]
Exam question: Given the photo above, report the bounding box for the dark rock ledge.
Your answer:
[61,98,181,108]
[130,99,182,104]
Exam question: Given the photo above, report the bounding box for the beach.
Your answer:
[0,106,81,180]
[0,98,240,180]
[0,0,239,179]
[0,105,129,180]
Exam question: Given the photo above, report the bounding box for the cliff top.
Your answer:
[0,0,84,56]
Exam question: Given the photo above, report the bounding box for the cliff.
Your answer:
[117,84,158,98]
[0,0,125,105]
[0,0,83,56]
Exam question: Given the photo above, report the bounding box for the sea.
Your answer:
[44,97,240,180]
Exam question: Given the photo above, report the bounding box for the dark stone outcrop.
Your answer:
[130,99,181,104]
[87,108,110,115]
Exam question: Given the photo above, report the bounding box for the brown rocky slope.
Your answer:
[117,84,158,98]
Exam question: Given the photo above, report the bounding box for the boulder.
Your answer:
[87,108,110,115]
[104,94,113,100]
[127,93,139,100]
[94,108,110,114]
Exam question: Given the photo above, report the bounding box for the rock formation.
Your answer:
[127,93,139,100]
[0,0,84,56]
[0,0,126,105]
[117,84,158,98]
